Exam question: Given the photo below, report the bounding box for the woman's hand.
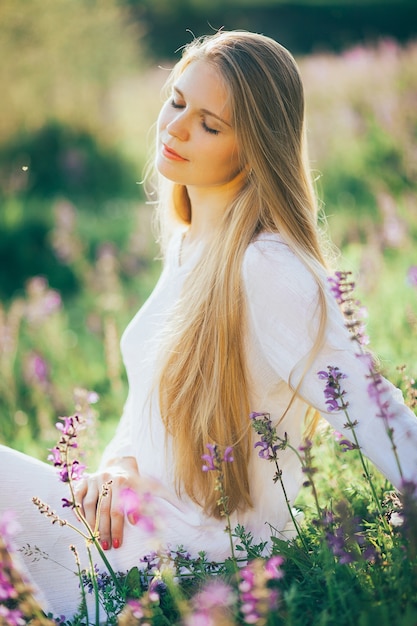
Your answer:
[74,456,140,551]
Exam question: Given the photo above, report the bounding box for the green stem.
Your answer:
[217,475,238,572]
[71,546,89,626]
[273,457,309,552]
[341,405,391,534]
[87,545,100,626]
[286,442,322,520]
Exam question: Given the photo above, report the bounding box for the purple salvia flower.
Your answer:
[201,444,217,472]
[339,439,358,452]
[201,443,234,471]
[47,447,62,466]
[250,412,284,460]
[327,271,355,305]
[317,366,349,412]
[254,440,272,460]
[366,373,396,422]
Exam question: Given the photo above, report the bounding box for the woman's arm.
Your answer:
[243,236,417,489]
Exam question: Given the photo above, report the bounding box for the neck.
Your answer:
[185,170,247,245]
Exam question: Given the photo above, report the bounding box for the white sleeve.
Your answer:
[99,390,137,469]
[243,237,417,489]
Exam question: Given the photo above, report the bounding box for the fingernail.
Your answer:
[112,538,120,549]
[128,513,139,525]
[101,541,109,551]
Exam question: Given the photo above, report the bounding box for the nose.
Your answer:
[166,111,190,142]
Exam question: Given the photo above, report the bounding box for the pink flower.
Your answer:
[265,555,285,580]
[119,488,158,534]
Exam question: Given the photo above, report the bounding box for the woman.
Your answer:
[1,30,417,619]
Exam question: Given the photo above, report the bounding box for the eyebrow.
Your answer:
[173,86,232,127]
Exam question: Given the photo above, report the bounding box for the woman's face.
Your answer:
[156,60,241,188]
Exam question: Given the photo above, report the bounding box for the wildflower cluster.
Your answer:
[202,443,234,472]
[48,414,87,484]
[184,579,236,626]
[328,271,369,346]
[319,500,378,565]
[325,271,404,477]
[239,556,284,625]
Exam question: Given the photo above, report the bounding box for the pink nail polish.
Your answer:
[101,540,109,551]
[113,538,120,549]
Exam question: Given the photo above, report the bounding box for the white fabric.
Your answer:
[1,230,417,619]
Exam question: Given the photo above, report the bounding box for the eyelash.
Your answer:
[170,100,220,135]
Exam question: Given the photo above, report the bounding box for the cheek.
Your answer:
[217,143,241,172]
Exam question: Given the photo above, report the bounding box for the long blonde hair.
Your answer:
[154,31,328,518]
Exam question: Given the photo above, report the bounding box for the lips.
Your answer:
[162,143,188,162]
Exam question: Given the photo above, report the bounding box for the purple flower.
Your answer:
[250,412,285,461]
[202,444,217,472]
[48,414,87,483]
[192,579,235,611]
[23,352,49,386]
[264,555,285,580]
[239,558,282,624]
[338,439,358,452]
[47,447,62,466]
[407,266,417,288]
[327,271,355,305]
[323,502,377,565]
[317,367,349,412]
[201,443,234,471]
[249,411,267,419]
[0,606,25,626]
[127,598,145,619]
[254,440,272,459]
[0,572,17,601]
[148,576,166,602]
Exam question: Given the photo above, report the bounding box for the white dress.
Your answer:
[1,231,417,619]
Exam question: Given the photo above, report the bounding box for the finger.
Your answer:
[109,497,125,549]
[82,479,101,534]
[97,484,112,550]
[72,478,88,520]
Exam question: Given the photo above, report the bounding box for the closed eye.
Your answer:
[170,99,184,109]
[202,120,220,135]
[170,98,220,135]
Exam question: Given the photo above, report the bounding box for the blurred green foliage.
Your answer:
[0,122,139,203]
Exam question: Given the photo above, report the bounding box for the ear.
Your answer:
[173,184,192,223]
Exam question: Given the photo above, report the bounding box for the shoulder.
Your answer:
[242,232,321,303]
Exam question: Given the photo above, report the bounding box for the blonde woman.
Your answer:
[1,30,417,619]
